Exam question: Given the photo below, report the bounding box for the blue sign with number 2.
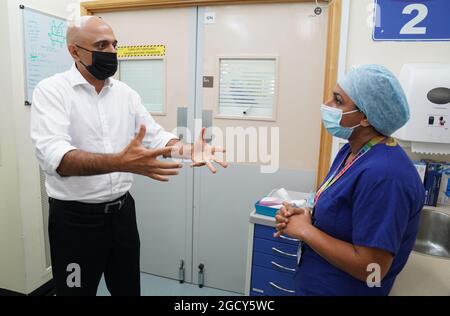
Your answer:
[373,0,450,41]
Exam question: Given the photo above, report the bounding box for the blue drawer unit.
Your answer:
[252,252,297,273]
[254,224,300,246]
[250,224,300,296]
[251,266,296,296]
[253,237,298,260]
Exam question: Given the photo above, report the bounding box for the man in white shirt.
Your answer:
[30,16,226,296]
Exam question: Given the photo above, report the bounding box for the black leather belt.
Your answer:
[49,192,129,214]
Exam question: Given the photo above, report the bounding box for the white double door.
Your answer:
[98,2,328,294]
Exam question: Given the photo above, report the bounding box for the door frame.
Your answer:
[80,0,341,188]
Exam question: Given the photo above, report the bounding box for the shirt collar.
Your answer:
[68,63,114,88]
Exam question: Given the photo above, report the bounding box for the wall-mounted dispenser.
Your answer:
[394,64,450,154]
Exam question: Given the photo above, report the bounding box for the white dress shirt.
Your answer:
[31,64,177,203]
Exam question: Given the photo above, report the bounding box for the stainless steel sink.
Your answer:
[414,209,450,259]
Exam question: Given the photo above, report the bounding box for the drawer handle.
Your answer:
[271,247,297,258]
[279,235,299,242]
[271,261,296,272]
[269,282,295,294]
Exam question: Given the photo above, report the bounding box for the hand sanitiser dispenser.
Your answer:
[394,64,450,154]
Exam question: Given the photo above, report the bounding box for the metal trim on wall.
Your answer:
[81,0,315,14]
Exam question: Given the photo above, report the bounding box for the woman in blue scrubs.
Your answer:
[275,65,425,296]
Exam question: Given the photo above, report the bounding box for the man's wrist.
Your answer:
[110,153,125,172]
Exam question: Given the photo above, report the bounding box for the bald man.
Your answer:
[30,16,226,296]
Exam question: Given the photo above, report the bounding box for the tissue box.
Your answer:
[254,188,308,217]
[255,201,281,217]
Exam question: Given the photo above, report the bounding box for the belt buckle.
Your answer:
[104,200,122,214]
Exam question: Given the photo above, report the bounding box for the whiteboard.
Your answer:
[22,6,73,105]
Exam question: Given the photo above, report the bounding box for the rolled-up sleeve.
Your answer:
[30,83,77,176]
[133,92,177,149]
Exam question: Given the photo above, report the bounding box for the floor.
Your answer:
[97,273,242,296]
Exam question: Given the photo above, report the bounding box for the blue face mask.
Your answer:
[321,104,361,140]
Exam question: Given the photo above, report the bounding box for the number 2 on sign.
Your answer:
[400,3,428,35]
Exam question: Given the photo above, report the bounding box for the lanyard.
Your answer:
[314,136,386,205]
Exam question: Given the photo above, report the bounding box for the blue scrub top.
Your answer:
[295,140,425,296]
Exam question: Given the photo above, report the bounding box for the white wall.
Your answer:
[0,0,79,294]
[332,0,450,160]
[0,0,26,294]
[346,0,450,75]
[348,0,450,160]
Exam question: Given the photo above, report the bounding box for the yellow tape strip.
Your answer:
[117,45,166,58]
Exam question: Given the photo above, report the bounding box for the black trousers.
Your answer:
[48,193,141,296]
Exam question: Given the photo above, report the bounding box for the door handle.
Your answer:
[179,259,185,284]
[279,235,299,242]
[177,107,188,141]
[271,261,296,272]
[269,282,295,294]
[177,108,213,143]
[198,263,205,288]
[202,110,213,144]
[271,247,297,258]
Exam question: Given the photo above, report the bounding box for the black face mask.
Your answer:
[76,45,118,80]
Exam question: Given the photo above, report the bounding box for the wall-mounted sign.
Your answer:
[205,12,216,24]
[373,0,450,41]
[203,76,214,88]
[117,45,166,58]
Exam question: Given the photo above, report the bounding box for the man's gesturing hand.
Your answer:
[190,128,228,174]
[119,125,182,182]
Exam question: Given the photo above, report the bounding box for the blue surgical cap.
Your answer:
[338,64,410,136]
